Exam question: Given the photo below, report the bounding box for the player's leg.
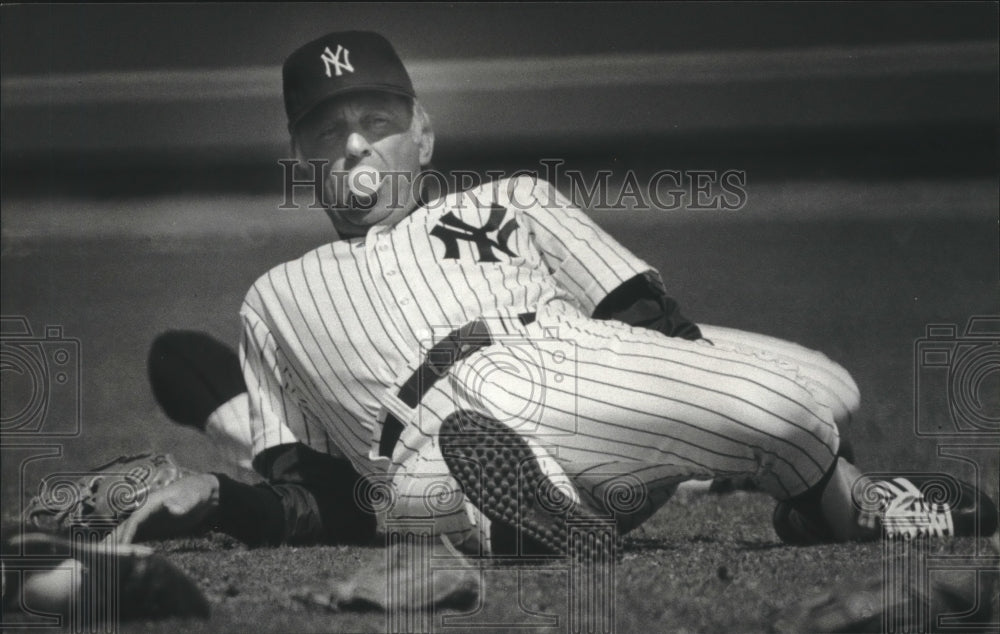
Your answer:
[687,326,994,541]
[449,314,991,543]
[696,324,860,429]
[432,315,836,545]
[414,315,947,550]
[456,315,839,500]
[682,324,859,494]
[560,459,686,534]
[384,385,611,557]
[147,330,254,469]
[374,401,491,555]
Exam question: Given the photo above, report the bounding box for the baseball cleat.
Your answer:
[439,410,613,559]
[773,474,999,545]
[2,530,209,621]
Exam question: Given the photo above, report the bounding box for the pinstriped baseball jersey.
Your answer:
[239,176,653,475]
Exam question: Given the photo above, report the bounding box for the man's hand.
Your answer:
[108,474,220,544]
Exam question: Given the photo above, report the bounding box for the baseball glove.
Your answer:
[22,453,194,535]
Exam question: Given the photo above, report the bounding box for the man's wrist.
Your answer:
[203,473,221,510]
[197,473,222,529]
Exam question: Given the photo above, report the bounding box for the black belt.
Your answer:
[378,312,536,458]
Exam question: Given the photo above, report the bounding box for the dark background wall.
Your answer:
[4,2,996,73]
[1,2,997,195]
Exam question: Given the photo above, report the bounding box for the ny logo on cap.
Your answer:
[321,44,354,78]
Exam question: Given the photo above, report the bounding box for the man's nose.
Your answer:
[345,132,373,160]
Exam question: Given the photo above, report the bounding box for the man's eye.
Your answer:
[319,125,345,140]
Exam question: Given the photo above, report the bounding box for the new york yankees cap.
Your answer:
[283,31,416,131]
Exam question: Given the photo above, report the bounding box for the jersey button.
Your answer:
[386,270,397,276]
[400,298,410,305]
[378,244,389,252]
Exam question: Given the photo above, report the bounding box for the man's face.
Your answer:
[293,92,433,238]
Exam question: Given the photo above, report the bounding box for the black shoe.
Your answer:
[773,474,999,545]
[148,330,246,429]
[439,410,613,559]
[772,501,835,545]
[2,531,209,621]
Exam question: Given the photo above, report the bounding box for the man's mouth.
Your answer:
[344,192,379,215]
[324,185,379,215]
[327,165,383,215]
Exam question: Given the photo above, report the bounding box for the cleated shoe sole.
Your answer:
[439,410,612,559]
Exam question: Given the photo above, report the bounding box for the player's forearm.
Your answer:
[211,443,379,547]
[212,471,372,546]
[593,274,703,341]
[211,474,293,546]
[259,443,377,544]
[211,472,377,547]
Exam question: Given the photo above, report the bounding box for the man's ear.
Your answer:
[290,138,311,179]
[411,102,435,167]
[417,126,435,167]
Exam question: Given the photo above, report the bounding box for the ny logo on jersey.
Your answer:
[321,45,354,78]
[430,204,519,263]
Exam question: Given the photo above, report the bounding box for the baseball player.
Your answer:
[122,31,996,553]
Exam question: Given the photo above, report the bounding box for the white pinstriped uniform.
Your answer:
[238,176,860,548]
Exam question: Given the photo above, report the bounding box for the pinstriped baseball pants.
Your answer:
[383,311,859,551]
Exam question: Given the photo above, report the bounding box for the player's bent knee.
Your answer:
[698,324,860,420]
[746,387,840,478]
[807,353,861,418]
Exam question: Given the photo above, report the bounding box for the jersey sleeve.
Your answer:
[592,273,703,341]
[239,302,309,458]
[518,178,661,315]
